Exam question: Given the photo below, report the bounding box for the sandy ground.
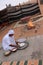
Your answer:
[0,35,43,62]
[0,18,43,62]
[0,18,43,43]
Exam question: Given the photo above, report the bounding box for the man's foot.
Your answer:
[4,51,11,56]
[11,48,17,52]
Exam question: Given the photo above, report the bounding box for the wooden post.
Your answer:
[38,0,43,16]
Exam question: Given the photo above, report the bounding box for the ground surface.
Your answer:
[0,17,43,42]
[0,17,43,62]
[0,35,43,62]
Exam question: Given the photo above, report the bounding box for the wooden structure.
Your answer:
[0,1,41,30]
[0,3,40,23]
[38,0,43,16]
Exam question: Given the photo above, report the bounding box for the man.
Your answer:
[2,30,18,56]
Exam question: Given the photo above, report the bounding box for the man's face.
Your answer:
[9,34,14,37]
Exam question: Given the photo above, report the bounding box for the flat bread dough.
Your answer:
[18,43,25,47]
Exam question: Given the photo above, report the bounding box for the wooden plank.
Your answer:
[27,60,39,65]
[19,61,24,65]
[12,61,17,65]
[2,62,10,65]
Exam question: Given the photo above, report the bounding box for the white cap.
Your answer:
[8,30,14,35]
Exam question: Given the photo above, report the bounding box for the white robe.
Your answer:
[2,32,16,51]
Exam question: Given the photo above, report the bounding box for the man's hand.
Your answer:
[9,44,19,48]
[9,44,14,46]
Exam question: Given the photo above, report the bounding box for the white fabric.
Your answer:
[2,30,16,51]
[8,30,14,34]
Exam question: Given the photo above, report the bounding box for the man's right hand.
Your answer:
[9,44,19,48]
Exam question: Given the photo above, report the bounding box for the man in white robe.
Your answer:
[2,30,18,52]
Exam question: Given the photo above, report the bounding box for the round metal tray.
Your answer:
[16,38,26,43]
[18,41,29,50]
